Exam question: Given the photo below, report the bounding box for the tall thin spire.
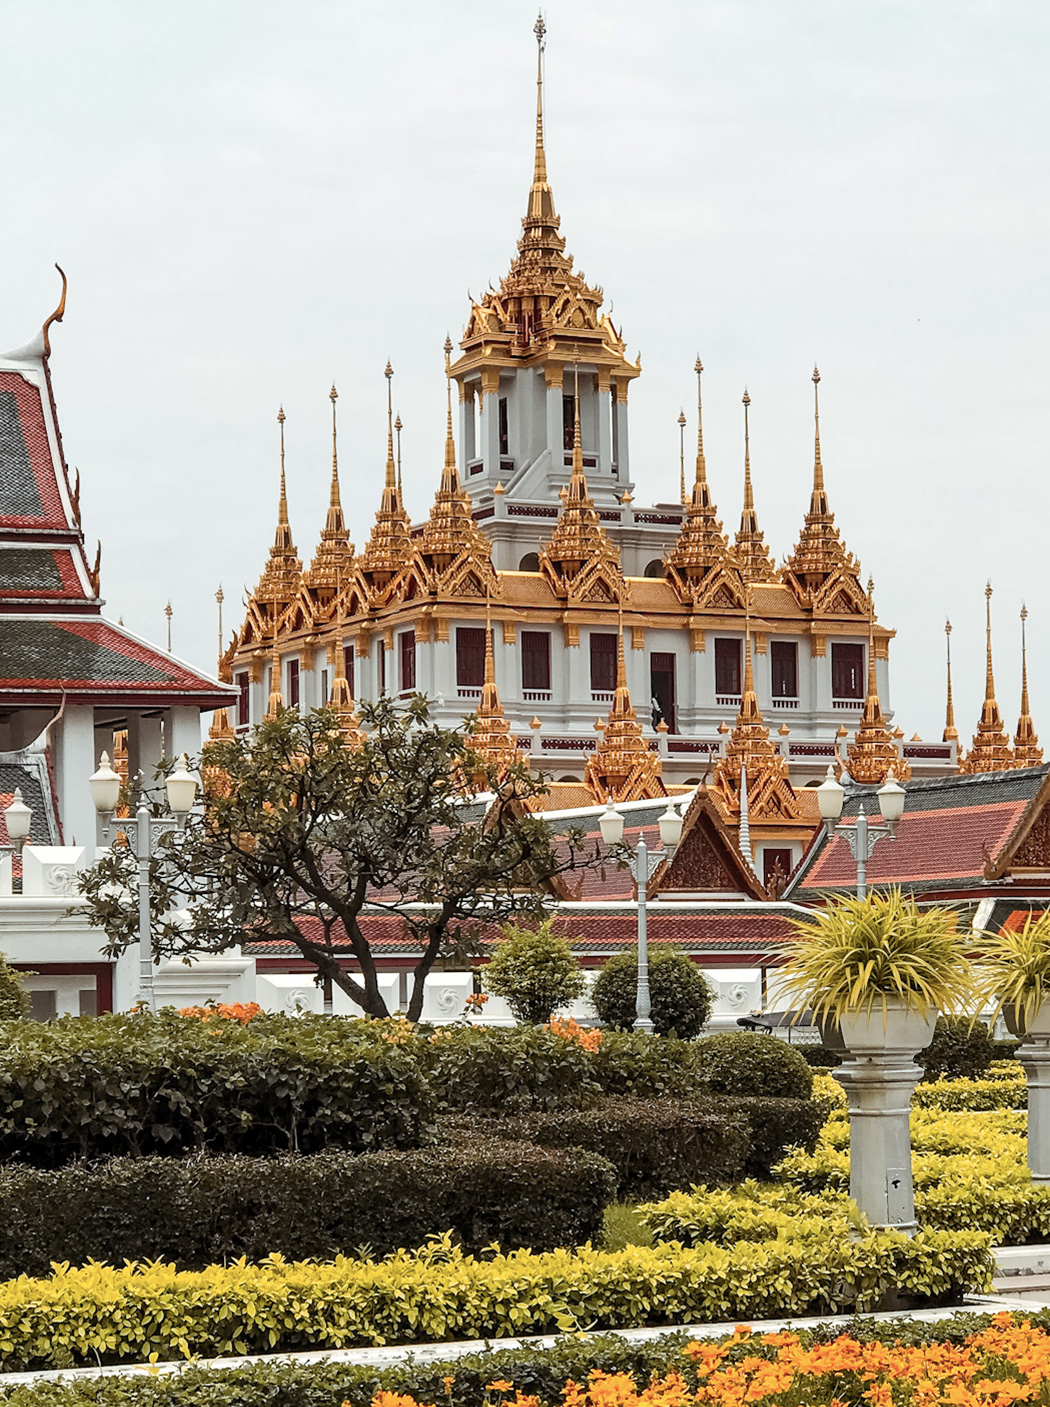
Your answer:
[533,12,547,186]
[208,583,234,742]
[584,582,665,803]
[384,361,397,494]
[308,385,354,590]
[663,355,738,597]
[329,384,341,509]
[327,576,362,746]
[360,365,415,591]
[394,413,403,500]
[960,583,1014,773]
[734,389,777,583]
[694,355,707,488]
[944,619,958,743]
[442,334,459,491]
[678,409,687,505]
[847,577,908,784]
[419,337,494,579]
[277,408,290,539]
[469,584,524,785]
[810,365,827,514]
[1014,604,1043,767]
[255,406,302,604]
[265,624,284,721]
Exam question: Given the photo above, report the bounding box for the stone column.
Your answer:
[836,1056,924,1231]
[545,366,563,464]
[1018,1040,1050,1182]
[52,705,97,851]
[167,706,202,763]
[597,371,612,477]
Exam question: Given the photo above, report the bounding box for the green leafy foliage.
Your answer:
[780,889,977,1022]
[482,918,586,1024]
[77,701,598,1020]
[695,1031,815,1100]
[976,910,1050,1033]
[426,1023,602,1115]
[720,1096,826,1177]
[0,1141,615,1274]
[0,953,28,1019]
[0,1011,432,1165]
[916,1016,997,1082]
[588,1030,706,1098]
[591,945,714,1037]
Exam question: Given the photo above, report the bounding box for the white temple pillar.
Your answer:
[481,380,500,475]
[614,393,630,480]
[598,385,612,476]
[1018,1040,1050,1182]
[168,707,202,763]
[545,377,563,465]
[52,705,96,850]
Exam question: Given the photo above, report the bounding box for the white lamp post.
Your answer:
[91,751,198,1012]
[599,799,683,1033]
[818,764,905,899]
[2,788,32,894]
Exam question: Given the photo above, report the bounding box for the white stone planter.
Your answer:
[839,1004,938,1060]
[1004,1002,1050,1041]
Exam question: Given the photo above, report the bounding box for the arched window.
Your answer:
[558,774,581,783]
[644,559,664,578]
[519,552,540,572]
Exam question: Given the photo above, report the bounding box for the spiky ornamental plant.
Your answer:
[780,889,977,1024]
[975,910,1050,1034]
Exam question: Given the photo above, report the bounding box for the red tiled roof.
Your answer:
[0,371,68,531]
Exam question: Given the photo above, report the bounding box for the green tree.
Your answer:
[0,953,30,1018]
[77,700,598,1021]
[483,919,586,1025]
[591,945,713,1037]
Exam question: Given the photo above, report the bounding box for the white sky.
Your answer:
[2,1,1047,746]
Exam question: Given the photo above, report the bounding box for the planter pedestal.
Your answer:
[1017,1039,1050,1183]
[831,1007,937,1234]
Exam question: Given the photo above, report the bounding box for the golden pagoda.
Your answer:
[306,386,354,597]
[733,390,777,585]
[208,586,236,743]
[264,631,284,721]
[846,580,911,785]
[584,613,665,803]
[960,584,1014,773]
[664,358,746,609]
[1013,605,1042,768]
[327,605,363,747]
[358,363,417,601]
[468,607,525,784]
[782,368,866,614]
[943,619,959,745]
[255,408,303,607]
[418,340,496,598]
[539,367,622,604]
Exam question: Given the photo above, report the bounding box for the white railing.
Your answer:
[832,698,863,709]
[591,691,614,704]
[457,687,482,700]
[523,690,552,702]
[770,698,800,710]
[716,694,742,707]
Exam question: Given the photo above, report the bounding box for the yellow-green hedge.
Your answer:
[0,1233,993,1371]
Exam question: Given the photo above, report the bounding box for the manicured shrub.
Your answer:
[0,1011,433,1165]
[426,1023,601,1115]
[0,1231,992,1370]
[799,1043,842,1067]
[695,1031,814,1100]
[721,1096,825,1177]
[483,919,585,1024]
[591,945,713,1037]
[0,953,28,1019]
[916,1016,996,1082]
[588,1029,705,1098]
[0,1142,615,1275]
[913,1073,1026,1112]
[478,1097,751,1199]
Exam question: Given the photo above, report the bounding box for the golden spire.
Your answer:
[308,384,355,592]
[664,356,739,600]
[255,406,303,605]
[327,583,363,746]
[540,358,621,588]
[265,625,284,721]
[678,408,687,505]
[359,363,416,591]
[1013,604,1042,767]
[847,577,910,784]
[208,583,235,742]
[584,588,665,803]
[943,619,958,743]
[394,413,403,500]
[734,389,777,584]
[533,11,547,187]
[468,588,524,785]
[783,366,863,606]
[960,583,1014,773]
[419,337,495,582]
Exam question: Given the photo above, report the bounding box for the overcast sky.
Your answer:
[2,1,1046,746]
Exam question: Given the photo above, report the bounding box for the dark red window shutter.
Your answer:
[456,628,486,687]
[589,633,617,692]
[521,631,551,691]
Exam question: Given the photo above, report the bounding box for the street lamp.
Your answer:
[818,764,906,900]
[2,789,32,894]
[90,751,198,1012]
[599,798,684,1033]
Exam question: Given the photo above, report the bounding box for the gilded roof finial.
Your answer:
[678,409,687,505]
[308,387,353,591]
[265,623,284,721]
[960,582,1014,773]
[734,388,777,584]
[42,264,67,359]
[1014,603,1043,767]
[394,413,403,500]
[359,368,415,593]
[572,355,583,480]
[442,335,458,491]
[846,576,910,784]
[208,583,234,741]
[533,12,547,187]
[164,599,172,653]
[216,585,224,671]
[329,383,342,510]
[742,389,753,514]
[944,619,958,742]
[254,405,303,604]
[694,356,706,487]
[384,361,397,492]
[811,365,827,512]
[277,406,289,528]
[866,575,878,700]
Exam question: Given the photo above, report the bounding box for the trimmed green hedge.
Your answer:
[0,1231,993,1370]
[722,1096,826,1177]
[695,1032,815,1100]
[426,1023,602,1114]
[0,1012,433,1165]
[0,1141,616,1275]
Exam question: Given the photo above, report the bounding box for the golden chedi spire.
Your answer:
[468,595,525,785]
[733,389,777,584]
[540,363,621,596]
[308,384,355,593]
[1013,604,1042,767]
[783,367,864,609]
[960,583,1014,773]
[359,362,416,592]
[664,358,742,603]
[208,584,235,743]
[678,407,687,505]
[584,600,665,804]
[255,407,303,605]
[943,619,958,744]
[711,594,802,823]
[327,593,363,747]
[264,627,284,722]
[847,579,911,785]
[419,339,495,589]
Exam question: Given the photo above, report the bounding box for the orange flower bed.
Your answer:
[177,1001,262,1023]
[546,1015,602,1052]
[367,1316,1050,1407]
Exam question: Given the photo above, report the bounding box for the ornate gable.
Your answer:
[654,794,766,898]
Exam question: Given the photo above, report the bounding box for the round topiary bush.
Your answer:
[483,919,586,1025]
[695,1031,814,1100]
[916,1015,996,1082]
[591,945,713,1038]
